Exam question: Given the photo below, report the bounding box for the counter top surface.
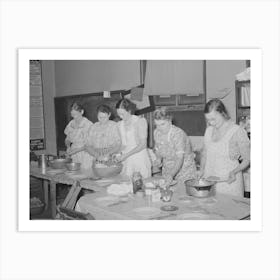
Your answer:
[30,165,250,220]
[76,183,250,220]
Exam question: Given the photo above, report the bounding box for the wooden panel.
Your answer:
[170,110,206,136]
[153,95,176,106]
[178,93,205,105]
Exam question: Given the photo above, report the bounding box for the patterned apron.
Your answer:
[156,126,196,182]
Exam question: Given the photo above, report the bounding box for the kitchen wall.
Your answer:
[206,60,246,122]
[41,61,57,155]
[55,60,140,96]
[41,60,246,154]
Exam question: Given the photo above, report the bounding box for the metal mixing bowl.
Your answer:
[66,162,81,171]
[92,163,123,178]
[184,179,215,198]
[49,158,72,169]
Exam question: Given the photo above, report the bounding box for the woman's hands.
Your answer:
[152,157,162,167]
[162,174,173,187]
[227,171,237,184]
[66,146,84,157]
[116,153,128,162]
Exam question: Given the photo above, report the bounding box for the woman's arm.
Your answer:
[84,145,99,157]
[166,155,184,179]
[199,145,207,176]
[65,138,71,149]
[163,129,186,181]
[67,146,85,156]
[119,139,146,161]
[228,128,250,183]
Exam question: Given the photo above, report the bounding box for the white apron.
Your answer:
[204,125,244,197]
[119,116,151,179]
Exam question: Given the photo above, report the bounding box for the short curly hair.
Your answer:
[153,107,172,121]
[71,102,84,113]
[116,98,137,114]
[204,98,230,120]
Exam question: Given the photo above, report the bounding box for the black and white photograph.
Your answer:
[28,58,252,222]
[18,48,262,231]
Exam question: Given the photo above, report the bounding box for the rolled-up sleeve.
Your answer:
[231,127,250,161]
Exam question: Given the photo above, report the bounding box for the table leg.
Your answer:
[50,180,57,219]
[43,180,49,211]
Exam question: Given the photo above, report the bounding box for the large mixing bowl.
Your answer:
[66,162,81,171]
[49,158,72,169]
[184,179,215,198]
[92,163,123,178]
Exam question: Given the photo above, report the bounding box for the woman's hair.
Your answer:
[71,102,84,113]
[116,98,137,114]
[153,107,172,121]
[204,98,230,120]
[96,104,112,115]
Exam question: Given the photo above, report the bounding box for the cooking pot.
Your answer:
[184,179,215,198]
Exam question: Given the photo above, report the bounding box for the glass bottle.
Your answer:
[132,172,144,194]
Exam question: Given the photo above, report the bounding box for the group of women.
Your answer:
[64,98,250,198]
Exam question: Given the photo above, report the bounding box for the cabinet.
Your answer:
[235,80,250,197]
[235,80,250,129]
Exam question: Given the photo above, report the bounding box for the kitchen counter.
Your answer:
[30,165,129,218]
[30,165,250,220]
[76,182,250,220]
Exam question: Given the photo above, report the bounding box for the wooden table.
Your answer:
[30,165,129,219]
[76,183,251,220]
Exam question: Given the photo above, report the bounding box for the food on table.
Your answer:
[95,154,119,168]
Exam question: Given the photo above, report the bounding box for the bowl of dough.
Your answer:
[92,157,123,178]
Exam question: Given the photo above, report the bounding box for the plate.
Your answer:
[133,207,161,218]
[177,213,223,220]
[160,205,178,212]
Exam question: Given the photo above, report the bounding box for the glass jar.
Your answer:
[161,187,173,202]
[132,172,144,194]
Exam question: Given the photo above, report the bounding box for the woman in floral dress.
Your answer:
[85,104,122,162]
[64,103,94,170]
[153,107,197,185]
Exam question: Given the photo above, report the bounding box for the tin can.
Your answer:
[39,154,47,174]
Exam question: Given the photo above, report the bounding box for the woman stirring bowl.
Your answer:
[200,98,250,197]
[152,107,197,186]
[115,98,151,179]
[85,104,122,163]
[64,102,93,171]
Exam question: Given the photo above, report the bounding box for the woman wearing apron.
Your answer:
[64,102,94,171]
[200,99,250,197]
[85,104,122,162]
[116,98,151,179]
[153,107,197,186]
